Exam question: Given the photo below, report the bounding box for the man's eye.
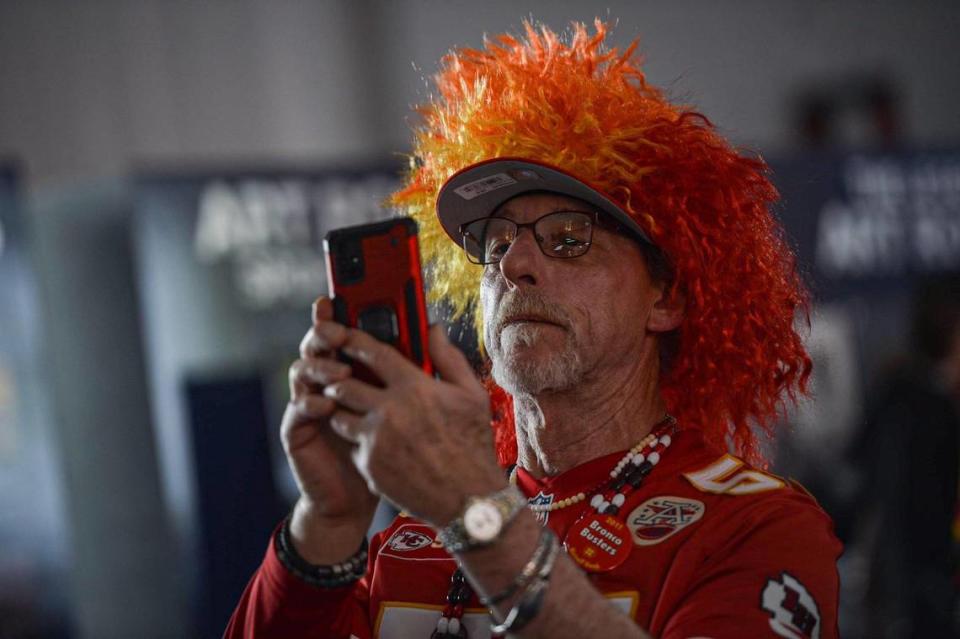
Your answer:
[487,239,511,258]
[549,235,587,252]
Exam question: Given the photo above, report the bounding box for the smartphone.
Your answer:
[323,217,434,385]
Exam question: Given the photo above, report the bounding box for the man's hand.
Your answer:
[323,322,505,527]
[282,297,380,563]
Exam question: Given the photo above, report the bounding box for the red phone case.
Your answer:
[324,217,433,384]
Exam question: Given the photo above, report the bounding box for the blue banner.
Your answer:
[771,150,960,299]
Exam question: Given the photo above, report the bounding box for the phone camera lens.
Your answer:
[358,306,399,344]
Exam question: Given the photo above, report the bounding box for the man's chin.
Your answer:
[499,325,562,354]
[490,353,582,397]
[495,346,559,379]
[491,368,550,397]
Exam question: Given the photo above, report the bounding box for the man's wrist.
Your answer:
[436,485,526,553]
[488,527,560,635]
[275,515,368,588]
[289,498,370,565]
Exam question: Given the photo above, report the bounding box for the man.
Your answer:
[847,277,960,638]
[227,20,840,638]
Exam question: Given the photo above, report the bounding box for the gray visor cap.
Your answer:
[436,158,653,247]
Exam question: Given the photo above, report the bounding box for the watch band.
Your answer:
[436,485,526,553]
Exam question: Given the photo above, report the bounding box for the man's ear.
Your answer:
[647,283,686,333]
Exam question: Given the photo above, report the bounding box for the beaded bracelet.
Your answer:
[274,516,368,588]
[479,527,556,607]
[488,529,560,635]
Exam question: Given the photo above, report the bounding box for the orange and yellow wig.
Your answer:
[391,20,811,467]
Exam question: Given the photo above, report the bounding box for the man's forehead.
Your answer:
[493,191,595,220]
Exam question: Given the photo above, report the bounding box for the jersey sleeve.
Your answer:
[657,496,841,639]
[224,522,381,639]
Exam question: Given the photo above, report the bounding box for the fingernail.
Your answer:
[323,385,340,399]
[342,345,369,363]
[313,365,344,383]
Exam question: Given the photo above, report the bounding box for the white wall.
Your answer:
[1,1,958,191]
[0,0,389,187]
[375,0,960,152]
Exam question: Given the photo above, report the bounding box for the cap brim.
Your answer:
[436,158,652,246]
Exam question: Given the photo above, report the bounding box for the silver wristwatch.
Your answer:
[436,485,527,552]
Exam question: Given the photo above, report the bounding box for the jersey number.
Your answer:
[683,454,784,495]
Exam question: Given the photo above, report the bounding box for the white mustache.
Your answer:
[491,291,571,337]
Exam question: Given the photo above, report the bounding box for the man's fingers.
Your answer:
[312,296,334,324]
[301,296,349,358]
[289,358,351,397]
[329,410,369,444]
[289,359,310,398]
[306,358,351,385]
[291,395,336,420]
[428,324,482,391]
[299,329,324,359]
[300,321,350,358]
[324,377,385,414]
[341,329,417,387]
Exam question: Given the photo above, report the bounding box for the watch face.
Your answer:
[463,500,503,543]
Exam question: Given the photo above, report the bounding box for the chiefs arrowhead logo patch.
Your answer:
[626,496,705,546]
[762,572,821,639]
[386,529,433,552]
[380,524,452,562]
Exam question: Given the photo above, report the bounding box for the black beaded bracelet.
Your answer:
[274,516,368,589]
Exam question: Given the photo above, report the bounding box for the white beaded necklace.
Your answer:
[508,415,675,514]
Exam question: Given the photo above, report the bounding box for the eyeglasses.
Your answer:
[459,210,599,265]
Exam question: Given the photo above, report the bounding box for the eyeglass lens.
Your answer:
[461,211,594,265]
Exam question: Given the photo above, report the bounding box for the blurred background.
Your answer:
[1,1,959,637]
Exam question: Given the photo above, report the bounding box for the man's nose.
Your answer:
[497,227,541,287]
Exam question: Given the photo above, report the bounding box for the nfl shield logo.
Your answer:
[528,492,554,525]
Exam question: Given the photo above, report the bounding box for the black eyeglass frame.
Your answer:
[459,209,613,265]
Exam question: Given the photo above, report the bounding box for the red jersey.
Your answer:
[226,429,841,638]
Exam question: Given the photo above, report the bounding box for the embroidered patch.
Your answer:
[684,454,785,495]
[626,496,705,545]
[380,524,452,562]
[386,529,433,552]
[528,492,554,525]
[761,572,821,639]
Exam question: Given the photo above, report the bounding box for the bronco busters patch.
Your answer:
[626,496,705,545]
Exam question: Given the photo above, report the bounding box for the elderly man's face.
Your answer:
[480,192,668,396]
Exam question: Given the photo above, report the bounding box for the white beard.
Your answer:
[484,294,584,396]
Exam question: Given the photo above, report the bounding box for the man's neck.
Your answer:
[512,347,667,478]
